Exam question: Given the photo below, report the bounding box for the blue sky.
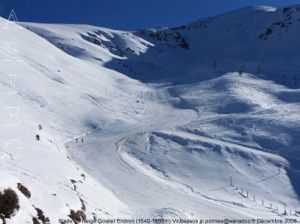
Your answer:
[0,0,299,30]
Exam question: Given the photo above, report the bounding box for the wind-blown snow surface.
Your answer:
[0,4,300,223]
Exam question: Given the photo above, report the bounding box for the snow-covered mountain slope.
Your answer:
[0,17,146,223]
[1,4,300,223]
[24,5,300,86]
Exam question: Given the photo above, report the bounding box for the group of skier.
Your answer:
[75,138,84,143]
[35,124,84,143]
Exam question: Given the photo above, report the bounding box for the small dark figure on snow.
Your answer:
[81,138,83,143]
[75,138,78,143]
[38,124,42,131]
[36,135,40,141]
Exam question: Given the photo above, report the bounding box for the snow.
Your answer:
[0,4,300,223]
[255,6,277,12]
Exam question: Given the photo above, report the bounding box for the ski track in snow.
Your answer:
[115,118,287,218]
[65,84,291,218]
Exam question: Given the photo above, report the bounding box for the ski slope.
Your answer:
[0,4,300,223]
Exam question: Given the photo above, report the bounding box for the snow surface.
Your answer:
[0,4,300,223]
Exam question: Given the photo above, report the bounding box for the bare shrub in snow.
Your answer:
[35,207,50,224]
[0,188,20,218]
[69,209,86,223]
[32,217,41,224]
[17,183,31,198]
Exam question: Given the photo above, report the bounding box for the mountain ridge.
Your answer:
[21,4,300,86]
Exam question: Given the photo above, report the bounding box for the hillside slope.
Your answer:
[0,4,299,223]
[0,16,146,223]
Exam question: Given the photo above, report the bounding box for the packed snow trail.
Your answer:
[66,84,288,218]
[66,84,211,217]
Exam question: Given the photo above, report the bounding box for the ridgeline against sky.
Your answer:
[0,0,299,29]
